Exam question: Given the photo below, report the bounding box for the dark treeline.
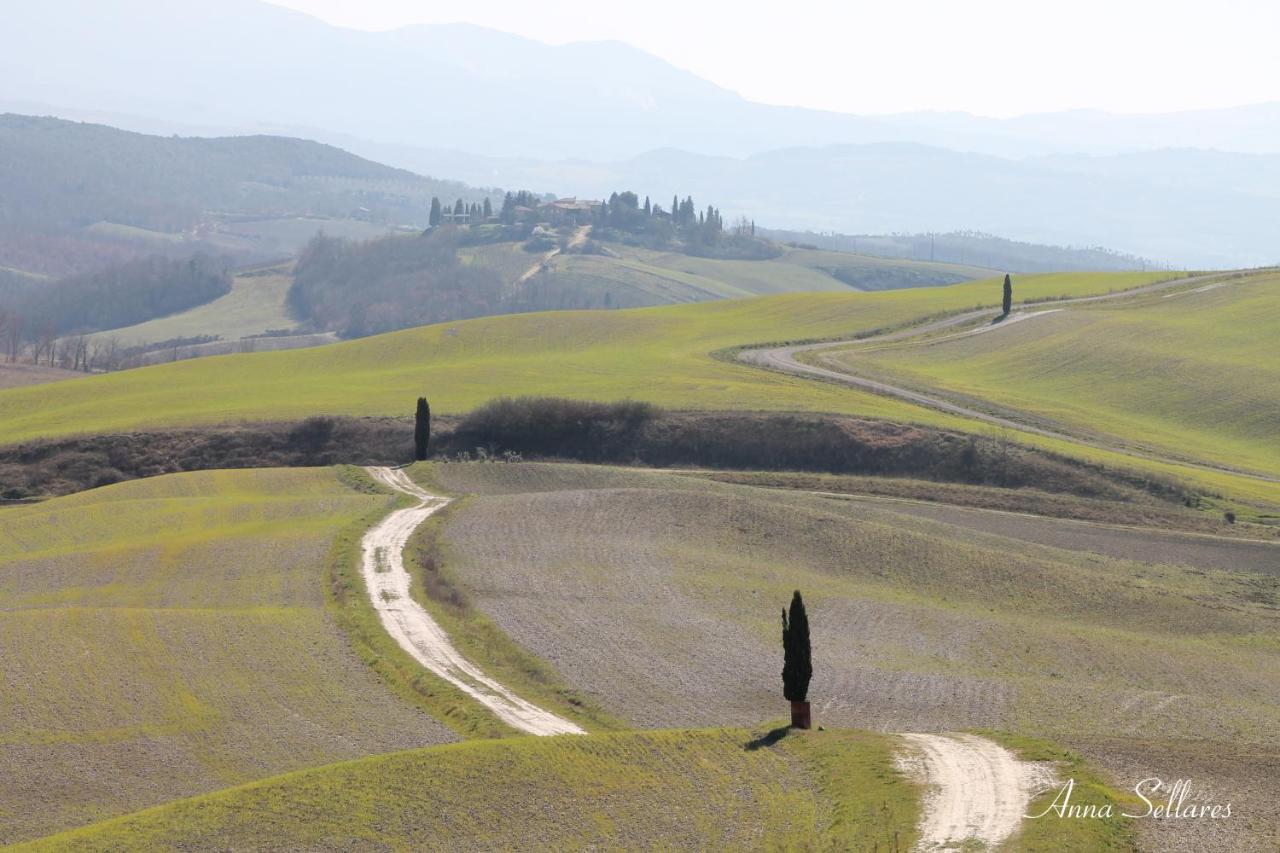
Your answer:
[289,229,503,337]
[1,254,231,365]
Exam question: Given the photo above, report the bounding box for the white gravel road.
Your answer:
[361,466,584,736]
[897,733,1056,850]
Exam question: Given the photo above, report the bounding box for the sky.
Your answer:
[263,0,1279,117]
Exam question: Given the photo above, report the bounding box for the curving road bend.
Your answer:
[896,733,1057,850]
[738,272,1280,483]
[361,466,585,736]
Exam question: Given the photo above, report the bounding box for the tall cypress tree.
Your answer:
[1002,274,1013,316]
[782,590,812,704]
[429,197,442,227]
[414,397,431,461]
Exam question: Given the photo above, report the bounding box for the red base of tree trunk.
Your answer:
[790,700,811,729]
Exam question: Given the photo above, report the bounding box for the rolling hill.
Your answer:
[2,461,1169,850]
[0,468,458,843]
[0,114,494,279]
[12,268,1280,514]
[414,462,1278,852]
[825,272,1280,479]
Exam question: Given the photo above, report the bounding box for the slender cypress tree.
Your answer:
[781,590,812,704]
[429,197,442,227]
[1002,274,1013,316]
[414,397,431,461]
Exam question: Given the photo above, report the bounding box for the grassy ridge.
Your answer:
[839,273,1280,478]
[14,728,918,852]
[0,468,457,844]
[0,271,1167,443]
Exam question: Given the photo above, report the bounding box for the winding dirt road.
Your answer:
[897,733,1056,850]
[738,271,1280,483]
[361,466,584,736]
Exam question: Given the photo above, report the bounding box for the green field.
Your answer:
[15,727,921,852]
[11,267,1279,509]
[828,272,1280,479]
[0,468,456,844]
[419,461,1280,851]
[0,270,1168,439]
[88,267,299,347]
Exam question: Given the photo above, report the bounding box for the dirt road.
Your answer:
[516,224,591,285]
[738,271,1280,483]
[897,733,1055,850]
[361,466,584,736]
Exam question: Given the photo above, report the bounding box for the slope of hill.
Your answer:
[0,468,456,844]
[827,272,1280,478]
[0,114,494,279]
[17,728,919,851]
[421,462,1280,853]
[10,270,1280,510]
[85,264,299,348]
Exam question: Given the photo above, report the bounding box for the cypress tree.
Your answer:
[483,197,493,219]
[414,397,431,461]
[1002,274,1013,316]
[781,590,812,704]
[429,197,442,227]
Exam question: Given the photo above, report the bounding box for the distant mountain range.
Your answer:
[7,0,1280,160]
[4,0,1279,267]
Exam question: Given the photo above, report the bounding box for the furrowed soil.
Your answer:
[423,462,1280,852]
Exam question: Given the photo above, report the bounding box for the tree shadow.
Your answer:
[744,725,791,751]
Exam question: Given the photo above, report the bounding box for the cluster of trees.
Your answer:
[289,230,504,337]
[592,191,774,259]
[429,197,495,226]
[0,254,231,367]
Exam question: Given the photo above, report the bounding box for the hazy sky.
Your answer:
[263,0,1278,117]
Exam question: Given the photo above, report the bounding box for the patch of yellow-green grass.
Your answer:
[0,467,457,845]
[785,727,923,851]
[838,271,1280,480]
[87,267,298,346]
[16,727,923,852]
[982,732,1139,852]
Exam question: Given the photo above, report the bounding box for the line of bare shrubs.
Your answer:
[0,396,1192,506]
[447,397,1185,502]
